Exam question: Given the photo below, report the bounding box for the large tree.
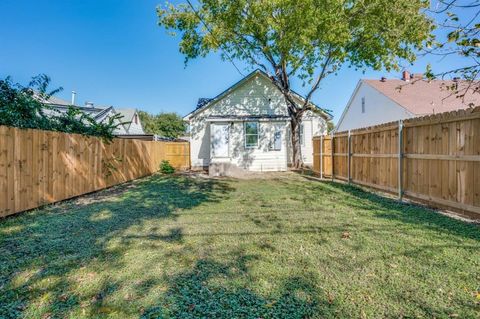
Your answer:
[157,0,432,167]
[138,111,187,138]
[424,0,480,103]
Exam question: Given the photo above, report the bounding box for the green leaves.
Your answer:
[158,0,432,167]
[160,160,176,174]
[0,75,123,142]
[429,2,480,87]
[425,63,435,81]
[157,0,432,77]
[138,111,186,139]
[448,30,460,42]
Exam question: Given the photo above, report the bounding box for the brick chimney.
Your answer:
[402,70,410,81]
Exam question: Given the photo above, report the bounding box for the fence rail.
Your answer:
[0,126,190,217]
[313,107,480,217]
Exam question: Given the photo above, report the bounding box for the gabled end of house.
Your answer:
[335,71,480,132]
[184,69,332,123]
[184,68,332,175]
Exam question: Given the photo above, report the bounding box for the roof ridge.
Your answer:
[363,78,480,115]
[185,69,331,120]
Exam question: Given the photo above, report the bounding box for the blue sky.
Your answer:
[0,0,473,123]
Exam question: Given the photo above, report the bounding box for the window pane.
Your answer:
[246,134,258,147]
[299,124,304,145]
[245,122,258,134]
[274,131,282,150]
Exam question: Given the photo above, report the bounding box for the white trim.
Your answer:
[184,70,262,121]
[185,70,332,122]
[299,123,305,146]
[335,80,363,132]
[244,121,259,149]
[210,123,230,159]
[206,117,289,123]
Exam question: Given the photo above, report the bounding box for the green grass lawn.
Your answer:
[1,173,479,318]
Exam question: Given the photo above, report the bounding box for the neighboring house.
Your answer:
[184,69,331,173]
[115,108,145,135]
[40,96,145,135]
[336,71,480,132]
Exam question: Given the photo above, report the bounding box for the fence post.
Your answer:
[398,120,403,201]
[347,130,351,184]
[331,132,334,181]
[320,135,323,179]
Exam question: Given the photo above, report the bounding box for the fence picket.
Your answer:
[313,107,480,217]
[0,126,190,217]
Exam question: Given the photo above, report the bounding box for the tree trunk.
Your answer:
[290,115,303,169]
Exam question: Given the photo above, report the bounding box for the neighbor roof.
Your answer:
[39,95,140,134]
[116,108,137,123]
[34,94,72,106]
[364,79,480,115]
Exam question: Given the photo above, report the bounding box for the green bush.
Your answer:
[0,74,123,142]
[160,160,175,174]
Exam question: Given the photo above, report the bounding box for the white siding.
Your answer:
[127,113,145,134]
[188,73,326,170]
[229,121,288,171]
[97,109,145,135]
[98,109,128,135]
[301,115,327,165]
[286,112,327,166]
[207,74,288,117]
[336,82,414,132]
[190,116,211,168]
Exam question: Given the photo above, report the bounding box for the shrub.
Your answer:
[0,74,123,142]
[160,160,175,174]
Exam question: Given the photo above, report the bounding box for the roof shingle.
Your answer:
[364,79,480,115]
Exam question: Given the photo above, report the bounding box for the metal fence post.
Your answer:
[320,135,323,179]
[398,120,403,201]
[331,132,334,181]
[347,130,351,184]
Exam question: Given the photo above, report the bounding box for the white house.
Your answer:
[183,70,331,174]
[41,96,145,135]
[336,71,480,132]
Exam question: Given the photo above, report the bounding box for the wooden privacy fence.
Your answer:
[313,107,480,217]
[0,126,190,217]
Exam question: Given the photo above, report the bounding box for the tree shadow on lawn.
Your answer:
[312,179,480,242]
[0,174,234,319]
[140,251,340,319]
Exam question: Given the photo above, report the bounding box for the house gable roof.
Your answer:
[39,96,141,134]
[115,108,139,130]
[335,80,414,131]
[184,69,331,121]
[364,78,480,115]
[335,78,480,131]
[116,108,136,122]
[335,80,363,131]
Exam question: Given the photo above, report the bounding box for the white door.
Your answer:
[211,124,229,158]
